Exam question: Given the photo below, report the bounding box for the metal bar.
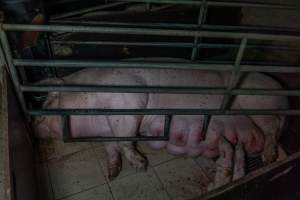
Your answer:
[163,115,172,139]
[50,19,201,29]
[21,85,300,96]
[64,136,169,142]
[51,2,129,20]
[63,115,71,141]
[52,41,194,48]
[51,40,300,51]
[191,0,207,60]
[13,59,234,70]
[3,24,300,41]
[28,109,300,116]
[0,29,28,116]
[200,150,300,200]
[21,84,226,94]
[62,113,168,142]
[240,65,300,73]
[49,20,300,34]
[221,37,247,110]
[13,59,300,73]
[108,0,300,10]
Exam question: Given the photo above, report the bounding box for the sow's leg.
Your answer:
[104,143,122,180]
[107,115,147,171]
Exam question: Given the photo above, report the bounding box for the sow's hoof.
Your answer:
[262,145,278,165]
[128,154,148,172]
[108,164,122,181]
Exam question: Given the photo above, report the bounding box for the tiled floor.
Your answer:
[36,139,216,200]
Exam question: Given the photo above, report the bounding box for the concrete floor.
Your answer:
[36,140,216,200]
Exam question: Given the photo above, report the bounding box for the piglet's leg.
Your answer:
[232,143,245,181]
[208,137,233,191]
[104,143,122,180]
[107,115,147,171]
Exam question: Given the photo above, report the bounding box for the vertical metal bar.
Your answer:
[63,115,71,142]
[221,37,248,110]
[45,33,58,77]
[0,28,28,117]
[191,0,207,61]
[146,0,151,10]
[202,114,211,134]
[164,115,172,139]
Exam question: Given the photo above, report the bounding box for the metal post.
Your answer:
[164,115,172,139]
[191,0,207,60]
[0,28,28,117]
[221,37,248,110]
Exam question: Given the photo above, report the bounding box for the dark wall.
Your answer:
[8,79,38,200]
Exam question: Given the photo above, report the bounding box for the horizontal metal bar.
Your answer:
[108,0,300,10]
[232,89,300,96]
[51,40,300,51]
[3,24,300,41]
[51,2,129,20]
[21,85,300,96]
[64,136,169,142]
[28,109,300,116]
[50,20,200,29]
[240,65,300,73]
[50,20,300,35]
[13,59,234,70]
[52,40,194,48]
[13,59,300,73]
[21,85,226,94]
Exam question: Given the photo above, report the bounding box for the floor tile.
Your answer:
[93,145,138,180]
[154,158,210,200]
[61,185,113,200]
[194,156,216,181]
[48,149,106,199]
[110,168,170,200]
[35,163,54,200]
[37,139,92,162]
[138,142,177,166]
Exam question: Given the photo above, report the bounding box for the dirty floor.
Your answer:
[35,139,217,200]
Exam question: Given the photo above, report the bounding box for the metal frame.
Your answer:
[1,0,300,142]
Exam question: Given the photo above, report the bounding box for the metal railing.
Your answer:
[1,0,300,142]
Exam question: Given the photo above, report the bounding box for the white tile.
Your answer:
[37,139,92,162]
[138,142,176,166]
[194,156,216,181]
[61,185,113,200]
[93,145,138,180]
[48,149,106,199]
[154,158,209,200]
[110,168,170,200]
